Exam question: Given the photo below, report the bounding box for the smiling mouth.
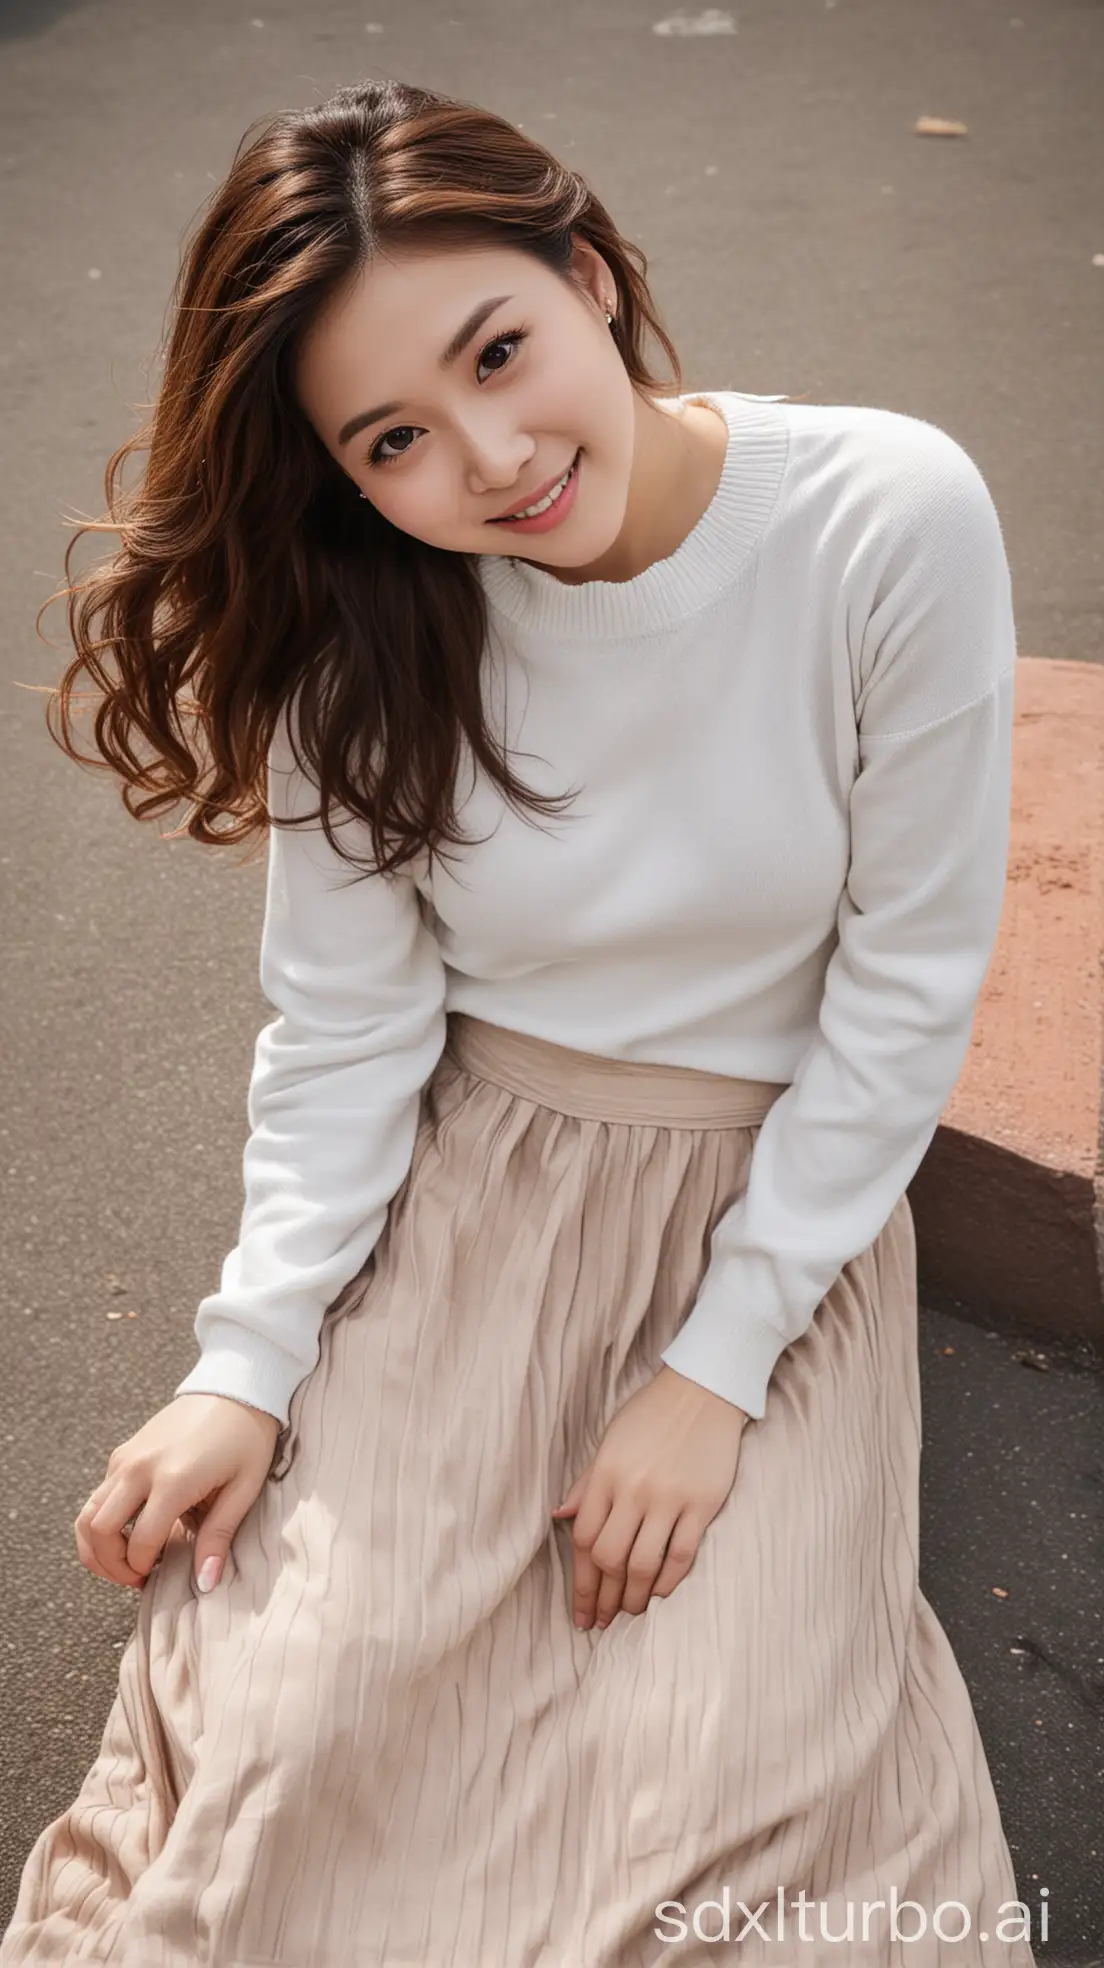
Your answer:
[489,450,581,522]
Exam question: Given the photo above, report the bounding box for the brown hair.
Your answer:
[37,76,710,882]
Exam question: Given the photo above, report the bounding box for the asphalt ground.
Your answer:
[1,0,1102,1957]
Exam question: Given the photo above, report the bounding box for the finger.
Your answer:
[567,1482,613,1628]
[647,1508,705,1601]
[74,1493,146,1589]
[569,1542,604,1627]
[551,1482,579,1518]
[115,1495,184,1583]
[73,1518,120,1586]
[551,1466,589,1518]
[81,1483,159,1588]
[177,1486,220,1538]
[617,1510,682,1618]
[590,1498,648,1627]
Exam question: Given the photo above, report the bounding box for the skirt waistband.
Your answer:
[444,1013,789,1129]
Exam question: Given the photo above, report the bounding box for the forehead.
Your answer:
[296,244,552,432]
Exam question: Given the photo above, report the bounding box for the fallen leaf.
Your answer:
[915,116,969,138]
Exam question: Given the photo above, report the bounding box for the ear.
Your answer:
[567,232,614,320]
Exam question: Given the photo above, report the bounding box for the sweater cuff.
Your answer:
[173,1317,314,1429]
[659,1262,795,1421]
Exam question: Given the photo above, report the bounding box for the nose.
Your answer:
[458,426,537,496]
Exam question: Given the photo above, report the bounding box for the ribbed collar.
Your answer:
[474,390,790,642]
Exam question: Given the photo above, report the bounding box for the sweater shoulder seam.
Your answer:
[859,660,1016,745]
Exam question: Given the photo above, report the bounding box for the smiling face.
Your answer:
[294,235,641,574]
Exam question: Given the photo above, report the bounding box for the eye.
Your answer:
[366,326,530,468]
[474,325,529,382]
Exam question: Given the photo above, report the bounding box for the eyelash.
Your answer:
[366,326,531,468]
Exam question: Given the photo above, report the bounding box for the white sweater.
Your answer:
[174,389,1018,1428]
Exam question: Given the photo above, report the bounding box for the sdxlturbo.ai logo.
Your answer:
[654,1885,1049,1948]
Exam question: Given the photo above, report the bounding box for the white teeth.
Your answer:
[505,458,574,519]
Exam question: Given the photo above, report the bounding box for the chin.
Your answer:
[563,514,627,567]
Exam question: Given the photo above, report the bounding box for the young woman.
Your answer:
[2,75,1035,1968]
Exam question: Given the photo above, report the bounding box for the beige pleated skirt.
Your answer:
[3,1013,1036,1968]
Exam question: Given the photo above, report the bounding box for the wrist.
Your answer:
[658,1363,749,1424]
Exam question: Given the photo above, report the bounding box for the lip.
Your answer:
[487,451,580,523]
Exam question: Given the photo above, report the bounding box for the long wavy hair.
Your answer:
[38,78,771,881]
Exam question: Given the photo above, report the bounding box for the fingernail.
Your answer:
[574,1613,589,1628]
[197,1556,222,1594]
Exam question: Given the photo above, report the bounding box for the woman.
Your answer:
[2,75,1035,1968]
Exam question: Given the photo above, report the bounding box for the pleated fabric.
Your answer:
[2,1013,1035,1968]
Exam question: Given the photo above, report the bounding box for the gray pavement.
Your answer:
[2,0,1102,1958]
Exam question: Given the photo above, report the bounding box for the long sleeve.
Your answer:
[174,710,448,1426]
[660,421,1018,1421]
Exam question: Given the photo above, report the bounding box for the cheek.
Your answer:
[372,471,463,539]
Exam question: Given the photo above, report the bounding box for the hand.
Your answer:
[551,1365,749,1632]
[73,1393,280,1593]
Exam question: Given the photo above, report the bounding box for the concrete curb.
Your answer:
[907,657,1104,1360]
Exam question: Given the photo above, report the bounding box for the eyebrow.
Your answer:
[336,294,515,449]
